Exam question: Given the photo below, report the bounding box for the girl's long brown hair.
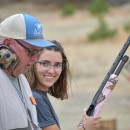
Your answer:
[25,40,72,100]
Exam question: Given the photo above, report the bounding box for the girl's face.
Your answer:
[35,49,63,92]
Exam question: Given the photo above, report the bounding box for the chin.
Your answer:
[48,85,53,88]
[44,82,55,87]
[44,84,53,89]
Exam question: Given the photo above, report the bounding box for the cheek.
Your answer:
[56,72,62,80]
[35,64,42,73]
[35,66,45,78]
[19,55,29,63]
[35,71,43,83]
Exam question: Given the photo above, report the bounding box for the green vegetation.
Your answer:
[87,0,115,42]
[88,18,117,42]
[62,3,75,17]
[89,0,108,15]
[124,21,130,32]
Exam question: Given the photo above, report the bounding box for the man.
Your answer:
[0,13,54,130]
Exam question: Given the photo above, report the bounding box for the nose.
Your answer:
[47,65,55,73]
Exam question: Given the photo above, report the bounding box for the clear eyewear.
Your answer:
[15,39,43,56]
[37,60,65,72]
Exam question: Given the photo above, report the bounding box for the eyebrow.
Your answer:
[40,60,62,64]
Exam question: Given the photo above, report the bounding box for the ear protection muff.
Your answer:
[0,44,19,70]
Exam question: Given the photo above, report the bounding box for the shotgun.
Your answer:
[86,36,130,116]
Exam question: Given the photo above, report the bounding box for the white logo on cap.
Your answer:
[34,23,42,35]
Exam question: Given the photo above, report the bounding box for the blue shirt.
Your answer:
[32,90,60,129]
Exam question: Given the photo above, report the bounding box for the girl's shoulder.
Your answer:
[32,90,42,98]
[32,90,47,99]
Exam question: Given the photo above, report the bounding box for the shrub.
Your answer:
[89,0,108,15]
[62,3,75,17]
[88,18,117,42]
[124,21,130,32]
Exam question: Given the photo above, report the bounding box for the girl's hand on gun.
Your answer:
[77,108,101,130]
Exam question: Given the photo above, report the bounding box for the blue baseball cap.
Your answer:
[0,13,54,47]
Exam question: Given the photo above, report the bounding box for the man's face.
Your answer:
[4,39,42,77]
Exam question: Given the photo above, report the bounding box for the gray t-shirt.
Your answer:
[32,90,60,129]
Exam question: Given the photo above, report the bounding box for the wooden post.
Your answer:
[97,119,116,130]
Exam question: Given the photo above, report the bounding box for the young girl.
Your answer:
[25,40,101,130]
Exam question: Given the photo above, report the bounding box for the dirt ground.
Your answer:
[0,2,130,130]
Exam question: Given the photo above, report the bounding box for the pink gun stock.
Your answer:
[93,74,118,116]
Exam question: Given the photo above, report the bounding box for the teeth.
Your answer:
[45,76,53,79]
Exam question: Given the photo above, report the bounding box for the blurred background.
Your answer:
[0,0,130,130]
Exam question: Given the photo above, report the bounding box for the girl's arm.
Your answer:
[42,124,60,130]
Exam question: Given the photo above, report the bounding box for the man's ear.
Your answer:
[3,38,11,46]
